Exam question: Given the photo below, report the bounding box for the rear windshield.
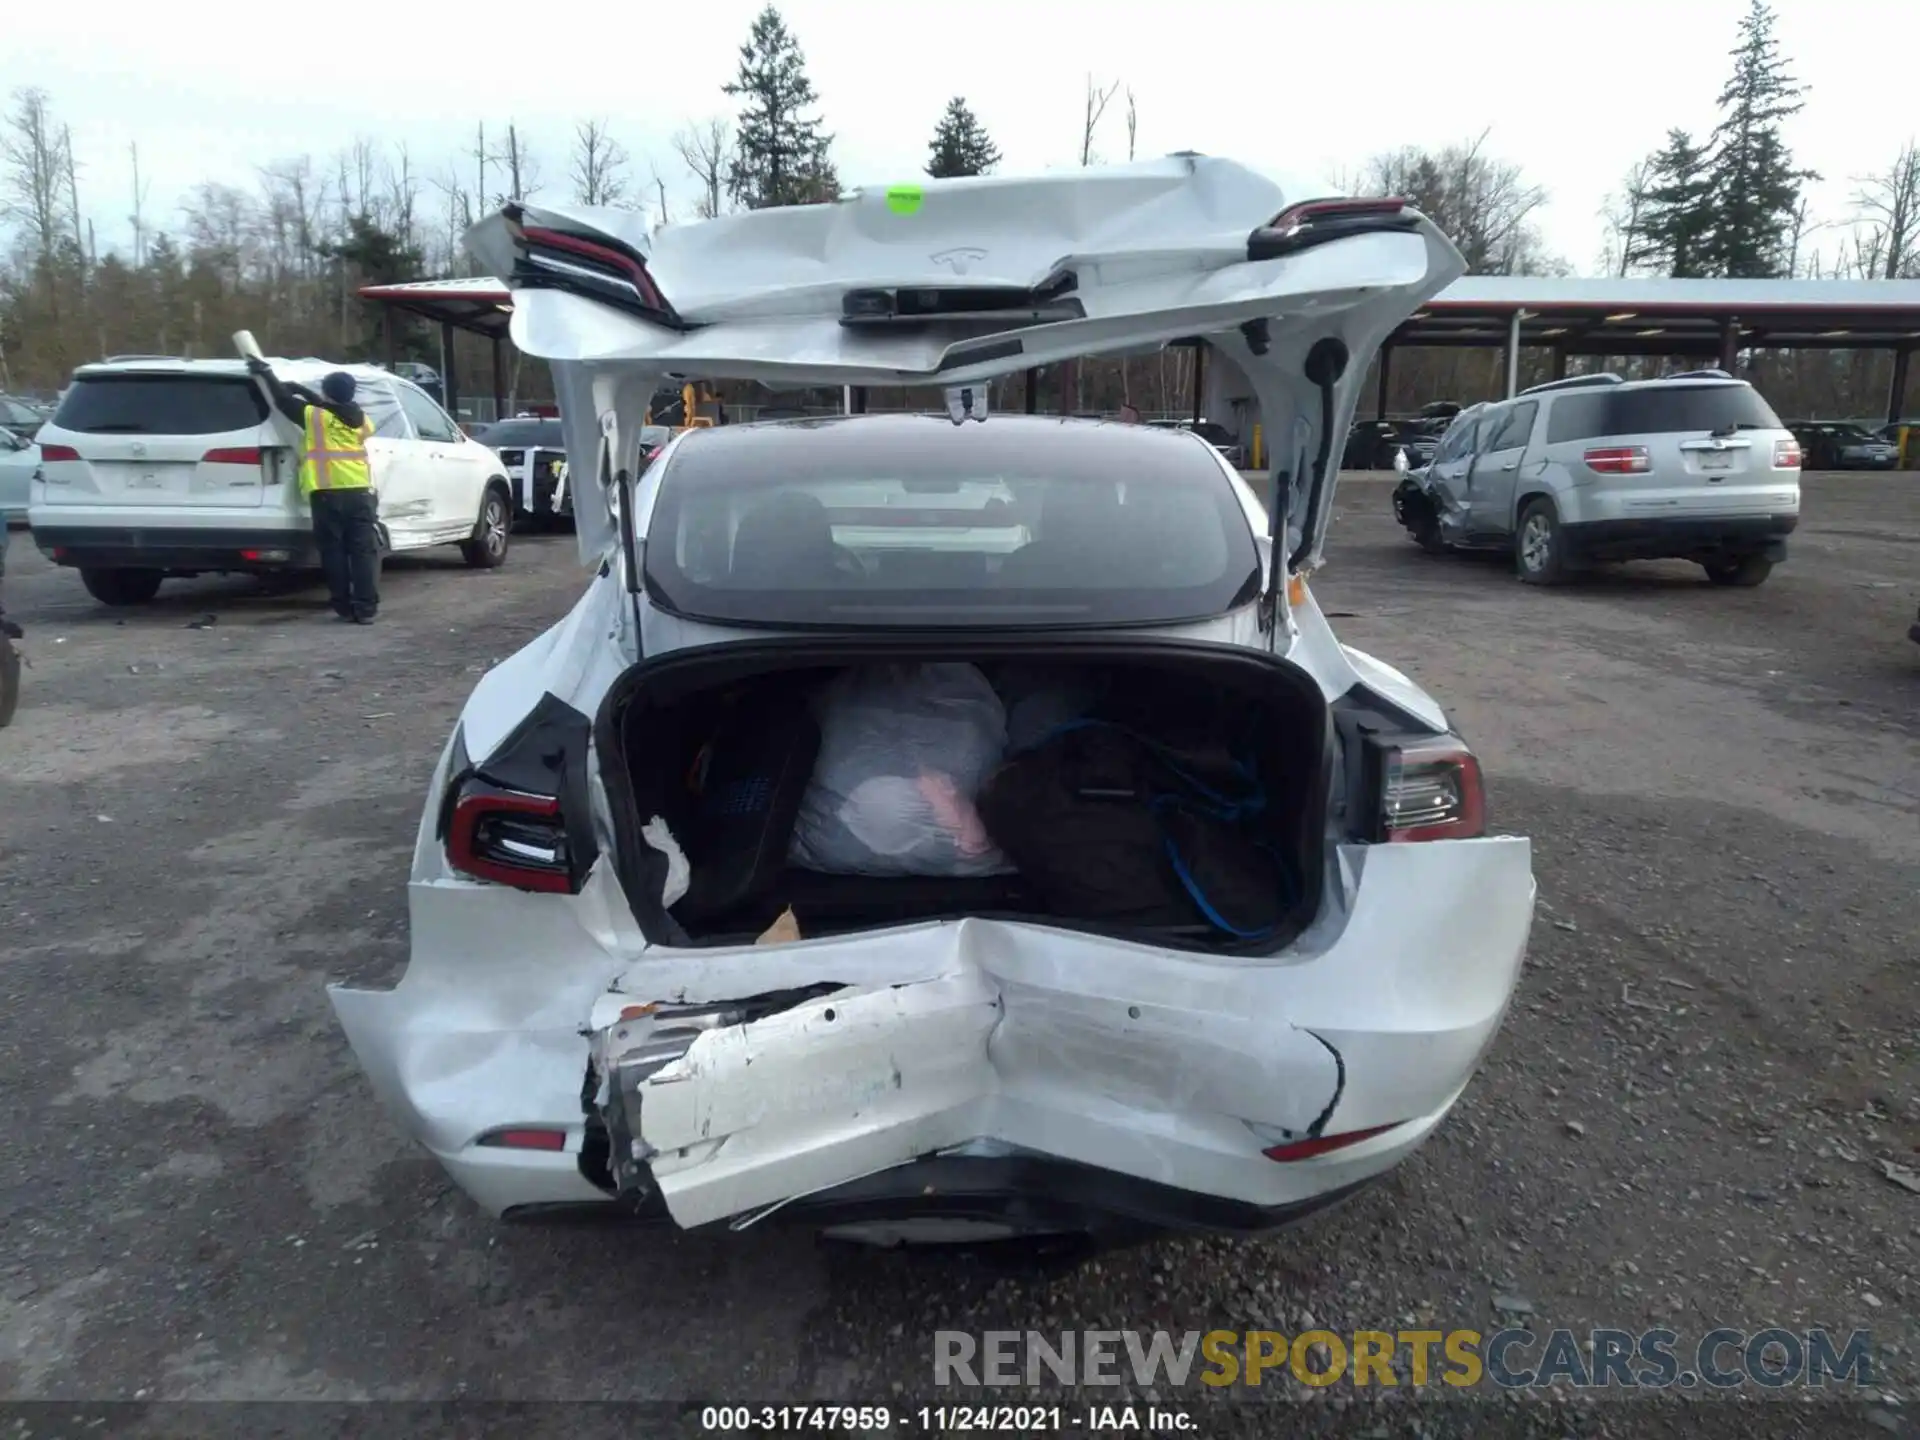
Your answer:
[643,419,1261,629]
[475,420,564,448]
[1546,384,1783,445]
[53,375,269,436]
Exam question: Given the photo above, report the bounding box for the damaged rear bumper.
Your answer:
[331,836,1533,1236]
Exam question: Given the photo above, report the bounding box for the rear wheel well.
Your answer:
[1512,488,1553,529]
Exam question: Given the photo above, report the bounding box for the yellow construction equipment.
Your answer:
[646,382,723,431]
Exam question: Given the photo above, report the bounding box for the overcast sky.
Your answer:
[8,0,1905,275]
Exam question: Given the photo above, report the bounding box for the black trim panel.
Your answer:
[1561,513,1798,562]
[33,525,319,571]
[506,1156,1380,1240]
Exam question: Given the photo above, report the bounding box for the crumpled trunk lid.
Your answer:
[464,156,1466,570]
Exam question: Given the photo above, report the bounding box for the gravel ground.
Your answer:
[0,474,1916,1438]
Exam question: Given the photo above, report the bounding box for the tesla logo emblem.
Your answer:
[131,442,147,458]
[930,247,989,275]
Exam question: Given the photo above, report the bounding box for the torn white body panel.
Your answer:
[573,835,1531,1229]
[332,830,1530,1224]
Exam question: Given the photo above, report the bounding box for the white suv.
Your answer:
[29,357,515,606]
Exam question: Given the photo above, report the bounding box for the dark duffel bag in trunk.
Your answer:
[976,719,1295,940]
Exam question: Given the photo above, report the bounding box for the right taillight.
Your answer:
[1381,738,1486,843]
[1583,445,1650,474]
[1773,438,1801,469]
[38,443,80,462]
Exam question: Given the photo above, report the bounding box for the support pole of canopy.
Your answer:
[1551,347,1569,381]
[440,321,459,421]
[1189,344,1206,424]
[1886,345,1911,427]
[491,335,506,423]
[1375,344,1392,420]
[1719,320,1740,374]
[1024,368,1040,414]
[1504,311,1524,398]
[383,309,396,370]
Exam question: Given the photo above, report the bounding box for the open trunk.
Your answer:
[596,637,1329,955]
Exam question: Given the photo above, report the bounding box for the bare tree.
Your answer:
[492,122,541,204]
[389,142,420,250]
[651,162,671,227]
[1361,130,1556,275]
[1124,89,1138,163]
[1853,140,1920,280]
[1783,195,1825,279]
[1080,75,1120,166]
[673,117,731,219]
[128,141,151,267]
[1599,157,1654,277]
[570,118,631,206]
[0,88,69,265]
[349,138,378,221]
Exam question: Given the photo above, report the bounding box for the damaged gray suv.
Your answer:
[1393,370,1803,587]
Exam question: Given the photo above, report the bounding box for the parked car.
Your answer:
[1149,417,1245,467]
[0,428,36,528]
[1789,421,1900,471]
[29,357,515,606]
[471,415,575,528]
[1344,418,1439,471]
[0,394,45,443]
[327,158,1535,1252]
[1393,370,1802,587]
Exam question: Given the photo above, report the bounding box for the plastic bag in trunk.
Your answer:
[790,663,1014,878]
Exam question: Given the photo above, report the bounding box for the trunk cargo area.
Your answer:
[597,641,1329,954]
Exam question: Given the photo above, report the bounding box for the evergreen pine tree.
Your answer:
[723,5,838,209]
[1700,0,1815,277]
[1631,129,1716,277]
[925,98,1002,179]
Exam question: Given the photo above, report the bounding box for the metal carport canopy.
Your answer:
[361,273,1920,421]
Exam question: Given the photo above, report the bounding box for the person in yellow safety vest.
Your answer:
[248,360,381,624]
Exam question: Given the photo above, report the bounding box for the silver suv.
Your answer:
[1391,370,1802,587]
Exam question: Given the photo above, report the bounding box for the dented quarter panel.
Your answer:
[458,569,633,765]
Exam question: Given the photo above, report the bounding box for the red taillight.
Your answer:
[1382,738,1485,843]
[202,446,262,465]
[1583,445,1651,475]
[1772,439,1801,469]
[475,1127,568,1152]
[445,783,575,893]
[1262,1122,1404,1162]
[1269,196,1410,229]
[38,443,80,462]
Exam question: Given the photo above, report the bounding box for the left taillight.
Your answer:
[445,778,576,892]
[201,446,262,465]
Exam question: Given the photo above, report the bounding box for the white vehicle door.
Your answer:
[355,379,434,547]
[465,157,1467,572]
[395,382,482,540]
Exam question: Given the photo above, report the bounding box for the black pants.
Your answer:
[309,488,380,620]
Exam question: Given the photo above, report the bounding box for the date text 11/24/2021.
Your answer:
[699,1405,1196,1431]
